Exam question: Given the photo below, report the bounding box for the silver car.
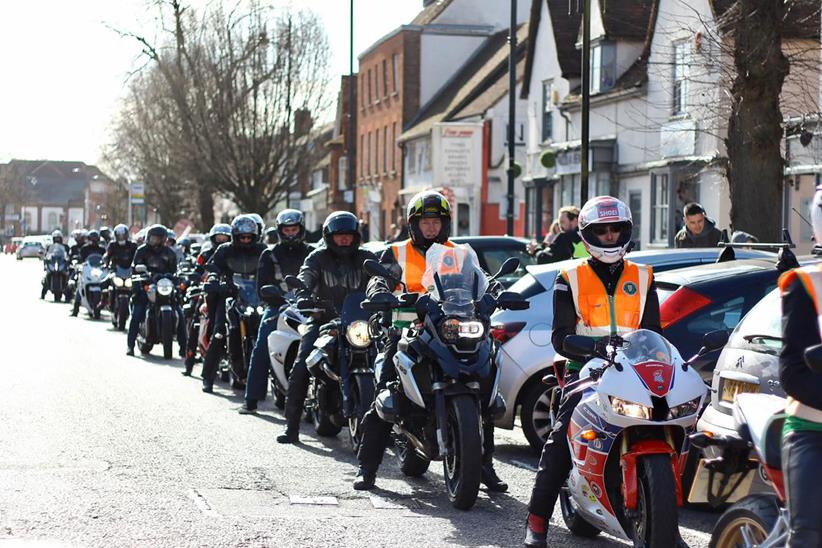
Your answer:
[16,240,45,260]
[491,248,775,453]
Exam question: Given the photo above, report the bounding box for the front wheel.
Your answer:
[313,397,343,437]
[161,309,174,359]
[117,297,129,331]
[560,487,601,537]
[348,374,376,454]
[443,394,482,510]
[709,495,781,548]
[631,454,679,548]
[396,438,430,477]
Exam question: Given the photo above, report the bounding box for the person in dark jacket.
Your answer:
[103,224,138,270]
[778,186,822,547]
[524,197,661,547]
[126,224,185,355]
[239,209,312,413]
[200,215,267,392]
[70,230,108,316]
[276,211,378,444]
[674,202,723,248]
[68,229,88,264]
[41,230,70,299]
[534,206,589,264]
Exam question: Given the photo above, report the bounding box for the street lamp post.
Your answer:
[506,0,517,236]
[580,0,591,204]
[348,0,356,214]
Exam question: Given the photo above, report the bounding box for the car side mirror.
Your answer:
[804,343,822,373]
[563,335,597,357]
[699,330,729,355]
[285,275,304,290]
[490,257,520,281]
[362,292,399,312]
[496,290,529,310]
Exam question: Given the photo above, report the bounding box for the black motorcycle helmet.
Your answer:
[87,229,101,246]
[322,211,360,257]
[407,190,452,250]
[275,209,306,248]
[99,226,112,242]
[231,215,259,248]
[145,224,168,249]
[113,224,129,245]
[178,237,192,254]
[264,226,279,245]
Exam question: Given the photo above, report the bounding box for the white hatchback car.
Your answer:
[491,248,775,453]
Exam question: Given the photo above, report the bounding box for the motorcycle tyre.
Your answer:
[631,453,679,548]
[443,394,482,510]
[161,309,174,359]
[348,374,376,454]
[396,438,430,477]
[51,276,63,303]
[313,405,343,437]
[560,488,601,537]
[708,494,779,548]
[117,299,129,331]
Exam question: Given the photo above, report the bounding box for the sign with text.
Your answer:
[432,122,483,188]
[130,182,145,205]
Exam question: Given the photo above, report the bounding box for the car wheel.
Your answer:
[520,380,556,454]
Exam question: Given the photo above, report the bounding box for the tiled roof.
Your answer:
[399,24,529,143]
[411,0,456,26]
[550,0,583,78]
[450,54,526,121]
[600,0,656,41]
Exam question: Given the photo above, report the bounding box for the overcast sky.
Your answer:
[0,0,422,165]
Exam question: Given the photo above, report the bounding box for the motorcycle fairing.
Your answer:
[631,361,675,397]
[226,255,258,276]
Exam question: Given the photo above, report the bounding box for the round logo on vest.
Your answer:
[622,281,638,296]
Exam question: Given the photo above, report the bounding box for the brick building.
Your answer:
[326,74,358,215]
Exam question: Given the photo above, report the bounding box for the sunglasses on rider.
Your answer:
[591,224,625,236]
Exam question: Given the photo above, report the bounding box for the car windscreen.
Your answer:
[729,288,782,353]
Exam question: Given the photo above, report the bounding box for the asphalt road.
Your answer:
[0,255,719,547]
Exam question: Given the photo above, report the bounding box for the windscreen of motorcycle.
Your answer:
[232,274,260,306]
[422,243,487,317]
[620,329,674,365]
[46,244,66,259]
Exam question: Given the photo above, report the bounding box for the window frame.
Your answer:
[650,172,670,243]
[542,80,553,142]
[392,54,399,95]
[672,40,690,115]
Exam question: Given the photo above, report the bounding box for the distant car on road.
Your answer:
[362,236,535,288]
[490,247,776,452]
[16,237,45,260]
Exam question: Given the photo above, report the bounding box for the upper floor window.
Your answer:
[382,59,389,99]
[391,54,399,94]
[590,42,616,94]
[367,69,372,105]
[673,40,690,115]
[542,80,553,142]
[374,65,380,102]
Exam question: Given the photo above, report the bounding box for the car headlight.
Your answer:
[157,278,174,296]
[440,319,484,342]
[124,277,133,289]
[346,320,371,348]
[668,397,702,419]
[610,396,652,420]
[112,276,124,288]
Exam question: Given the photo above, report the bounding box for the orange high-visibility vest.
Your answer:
[390,239,454,293]
[562,260,652,337]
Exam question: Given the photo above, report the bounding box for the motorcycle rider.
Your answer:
[68,229,88,264]
[352,191,507,492]
[166,229,184,264]
[778,185,822,547]
[99,226,112,245]
[276,211,377,444]
[200,215,267,392]
[103,224,138,270]
[41,230,70,299]
[239,209,312,413]
[182,223,232,375]
[126,224,186,356]
[70,230,108,317]
[523,196,662,547]
[264,226,279,245]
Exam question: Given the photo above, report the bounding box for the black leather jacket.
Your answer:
[780,276,822,410]
[297,247,378,313]
[79,243,108,263]
[104,241,138,269]
[131,244,178,275]
[206,242,267,280]
[257,242,312,295]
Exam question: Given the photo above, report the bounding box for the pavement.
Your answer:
[0,255,718,547]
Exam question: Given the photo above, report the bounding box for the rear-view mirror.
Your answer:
[491,258,520,281]
[260,285,284,306]
[496,290,529,310]
[364,259,393,280]
[699,330,729,355]
[285,275,304,290]
[563,335,597,357]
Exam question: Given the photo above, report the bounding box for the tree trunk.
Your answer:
[725,0,790,242]
[196,183,214,229]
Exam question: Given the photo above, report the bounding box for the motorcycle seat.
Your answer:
[733,393,786,470]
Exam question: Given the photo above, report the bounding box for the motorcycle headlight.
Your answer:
[91,268,103,278]
[157,278,174,296]
[112,276,124,288]
[346,320,371,348]
[440,319,484,342]
[297,323,310,336]
[245,306,255,316]
[124,277,133,289]
[668,397,702,420]
[610,397,652,420]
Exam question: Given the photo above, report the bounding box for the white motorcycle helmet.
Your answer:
[813,185,822,244]
[578,196,633,264]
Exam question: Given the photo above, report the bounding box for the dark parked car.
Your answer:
[362,236,535,288]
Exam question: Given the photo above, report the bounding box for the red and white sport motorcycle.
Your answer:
[553,329,725,547]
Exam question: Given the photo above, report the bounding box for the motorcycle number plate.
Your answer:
[687,459,755,504]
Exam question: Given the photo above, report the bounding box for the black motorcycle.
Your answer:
[134,265,182,359]
[107,265,133,330]
[43,245,69,302]
[362,247,527,510]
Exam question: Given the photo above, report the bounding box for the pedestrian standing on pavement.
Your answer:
[777,185,822,547]
[523,196,661,547]
[534,206,589,264]
[276,211,377,444]
[674,202,723,248]
[239,209,312,414]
